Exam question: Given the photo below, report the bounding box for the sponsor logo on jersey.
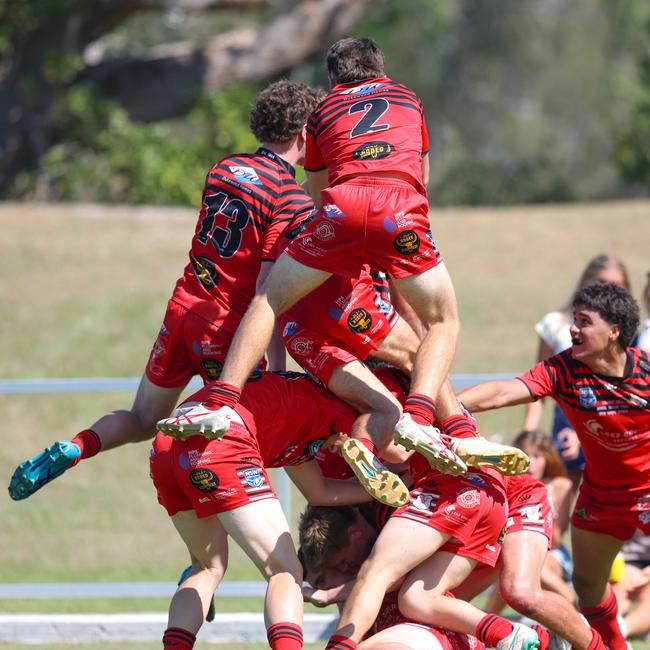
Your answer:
[159,324,170,336]
[314,221,336,241]
[189,468,220,492]
[283,321,301,338]
[229,165,262,185]
[639,511,650,524]
[520,503,543,522]
[378,300,391,314]
[243,467,264,488]
[352,141,393,161]
[323,204,346,219]
[348,308,373,333]
[393,230,420,255]
[200,358,223,380]
[579,386,598,408]
[339,82,387,95]
[192,255,220,291]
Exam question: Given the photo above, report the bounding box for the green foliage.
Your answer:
[11,85,260,206]
[614,18,650,188]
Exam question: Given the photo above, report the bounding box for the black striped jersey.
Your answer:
[305,76,429,193]
[519,348,650,491]
[172,148,313,326]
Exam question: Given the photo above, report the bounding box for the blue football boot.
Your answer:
[178,565,216,622]
[8,441,81,500]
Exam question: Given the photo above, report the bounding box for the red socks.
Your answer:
[530,624,550,650]
[162,626,196,649]
[476,614,514,647]
[205,380,241,410]
[267,622,303,650]
[586,627,608,650]
[70,429,102,465]
[580,590,627,650]
[404,393,436,426]
[326,635,357,650]
[441,414,478,439]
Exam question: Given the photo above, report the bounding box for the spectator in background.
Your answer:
[522,253,632,491]
[613,532,650,640]
[637,272,650,351]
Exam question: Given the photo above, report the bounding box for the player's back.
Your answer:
[306,77,428,193]
[173,149,312,327]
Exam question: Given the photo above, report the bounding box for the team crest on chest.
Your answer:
[579,386,597,409]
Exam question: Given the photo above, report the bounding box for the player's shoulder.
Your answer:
[629,346,650,378]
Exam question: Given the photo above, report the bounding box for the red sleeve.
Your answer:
[420,102,430,154]
[305,114,326,172]
[518,359,557,400]
[261,216,294,261]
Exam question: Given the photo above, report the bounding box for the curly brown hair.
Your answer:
[326,37,385,84]
[513,429,568,480]
[249,80,323,144]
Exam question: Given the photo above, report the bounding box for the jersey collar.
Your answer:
[256,147,296,177]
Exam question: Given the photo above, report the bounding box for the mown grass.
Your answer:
[1,201,648,628]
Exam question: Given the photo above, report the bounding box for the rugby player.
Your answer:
[9,81,321,501]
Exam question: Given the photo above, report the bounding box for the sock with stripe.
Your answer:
[204,380,241,410]
[586,627,607,650]
[476,614,514,647]
[70,429,102,465]
[267,621,303,650]
[326,635,357,650]
[162,626,196,649]
[580,590,627,650]
[404,393,436,426]
[441,414,478,439]
[530,624,551,650]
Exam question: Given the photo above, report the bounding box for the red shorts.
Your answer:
[393,472,507,567]
[145,298,234,387]
[571,477,650,540]
[504,474,553,547]
[150,423,277,518]
[286,178,441,279]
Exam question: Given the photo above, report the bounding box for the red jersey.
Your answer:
[183,371,357,468]
[519,348,650,494]
[172,148,313,328]
[305,77,429,194]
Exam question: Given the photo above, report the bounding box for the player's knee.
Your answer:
[266,547,303,583]
[501,575,543,617]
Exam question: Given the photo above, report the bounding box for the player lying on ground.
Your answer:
[299,501,539,650]
[458,281,650,650]
[9,80,322,501]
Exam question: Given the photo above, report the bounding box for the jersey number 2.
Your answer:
[349,97,390,138]
[197,191,249,258]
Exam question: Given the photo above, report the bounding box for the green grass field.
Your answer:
[1,200,649,647]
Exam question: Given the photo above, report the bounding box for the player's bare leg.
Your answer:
[359,623,445,650]
[157,254,330,439]
[9,375,184,500]
[572,527,627,650]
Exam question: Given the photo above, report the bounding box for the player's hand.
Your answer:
[556,428,581,461]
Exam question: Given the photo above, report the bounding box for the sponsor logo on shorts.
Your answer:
[640,511,650,524]
[517,492,532,503]
[579,387,597,409]
[383,216,397,232]
[189,468,220,493]
[243,467,264,488]
[456,488,480,509]
[323,204,346,219]
[151,338,166,358]
[198,497,211,503]
[378,300,391,314]
[228,165,262,185]
[159,324,170,336]
[192,255,220,290]
[201,358,223,380]
[352,141,393,161]
[290,336,313,356]
[283,321,301,338]
[464,474,489,488]
[347,308,373,333]
[314,221,335,242]
[425,229,435,245]
[339,82,386,95]
[328,306,344,320]
[212,488,237,500]
[413,493,435,511]
[393,230,420,255]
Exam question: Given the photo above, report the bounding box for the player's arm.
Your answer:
[285,460,372,506]
[421,152,430,188]
[306,169,329,208]
[256,260,286,371]
[457,378,534,413]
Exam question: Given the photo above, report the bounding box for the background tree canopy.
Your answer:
[2,0,649,206]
